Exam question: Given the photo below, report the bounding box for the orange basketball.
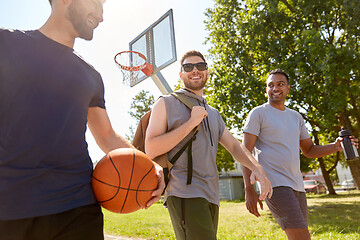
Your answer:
[91,148,158,214]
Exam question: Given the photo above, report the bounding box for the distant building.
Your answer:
[219,161,244,200]
[336,164,353,184]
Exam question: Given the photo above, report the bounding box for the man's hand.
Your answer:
[145,163,165,209]
[334,137,344,151]
[189,106,208,127]
[250,166,273,201]
[352,136,359,149]
[334,135,359,151]
[245,186,263,217]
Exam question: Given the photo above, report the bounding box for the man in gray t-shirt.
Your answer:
[244,103,311,193]
[145,50,272,240]
[242,69,357,240]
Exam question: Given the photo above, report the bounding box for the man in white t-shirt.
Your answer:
[242,69,358,240]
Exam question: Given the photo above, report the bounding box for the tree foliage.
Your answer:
[216,144,236,172]
[205,0,360,190]
[128,90,155,123]
[127,90,155,141]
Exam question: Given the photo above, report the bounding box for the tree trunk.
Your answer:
[348,160,360,190]
[313,133,337,195]
[318,158,337,195]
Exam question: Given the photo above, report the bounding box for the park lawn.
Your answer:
[103,190,360,240]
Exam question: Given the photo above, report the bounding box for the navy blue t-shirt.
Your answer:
[0,29,105,220]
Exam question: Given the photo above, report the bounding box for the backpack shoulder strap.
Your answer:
[170,92,196,109]
[168,92,200,184]
[170,92,200,134]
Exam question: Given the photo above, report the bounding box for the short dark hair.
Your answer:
[180,50,206,65]
[48,0,52,4]
[267,69,289,83]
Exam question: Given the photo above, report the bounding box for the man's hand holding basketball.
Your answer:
[145,162,165,209]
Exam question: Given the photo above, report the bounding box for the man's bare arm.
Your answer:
[241,132,264,217]
[145,98,207,159]
[300,137,358,159]
[220,129,272,201]
[87,107,133,153]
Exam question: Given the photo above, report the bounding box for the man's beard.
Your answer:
[66,0,94,40]
[183,80,207,91]
[183,73,208,91]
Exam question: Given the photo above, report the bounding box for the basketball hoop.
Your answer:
[114,51,153,86]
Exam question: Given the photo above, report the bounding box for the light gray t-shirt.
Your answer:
[243,103,310,192]
[163,89,225,206]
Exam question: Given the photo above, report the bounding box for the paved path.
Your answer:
[104,234,146,240]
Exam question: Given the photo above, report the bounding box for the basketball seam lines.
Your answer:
[120,149,135,213]
[92,150,157,212]
[135,164,156,207]
[94,153,121,204]
[91,177,153,192]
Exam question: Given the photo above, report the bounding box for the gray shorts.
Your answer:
[265,186,308,230]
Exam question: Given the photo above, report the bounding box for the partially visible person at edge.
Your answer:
[0,0,164,239]
[242,69,358,240]
[145,50,273,240]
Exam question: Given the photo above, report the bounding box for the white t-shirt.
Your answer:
[243,103,310,192]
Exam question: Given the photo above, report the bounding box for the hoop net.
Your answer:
[114,51,147,86]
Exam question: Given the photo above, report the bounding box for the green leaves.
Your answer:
[128,90,155,123]
[206,0,359,133]
[126,90,155,141]
[205,0,360,178]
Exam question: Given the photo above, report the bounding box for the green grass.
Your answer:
[103,190,360,240]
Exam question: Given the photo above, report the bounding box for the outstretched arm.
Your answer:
[220,129,272,202]
[300,136,358,159]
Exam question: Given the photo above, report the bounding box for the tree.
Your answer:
[205,0,360,191]
[128,90,155,123]
[127,90,155,141]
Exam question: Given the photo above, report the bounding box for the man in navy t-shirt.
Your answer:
[0,0,164,239]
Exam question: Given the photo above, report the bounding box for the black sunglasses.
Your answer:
[182,62,208,72]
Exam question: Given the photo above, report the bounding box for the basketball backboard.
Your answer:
[129,9,177,90]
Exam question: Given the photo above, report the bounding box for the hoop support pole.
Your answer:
[150,72,173,95]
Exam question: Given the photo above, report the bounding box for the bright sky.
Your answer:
[0,0,215,162]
